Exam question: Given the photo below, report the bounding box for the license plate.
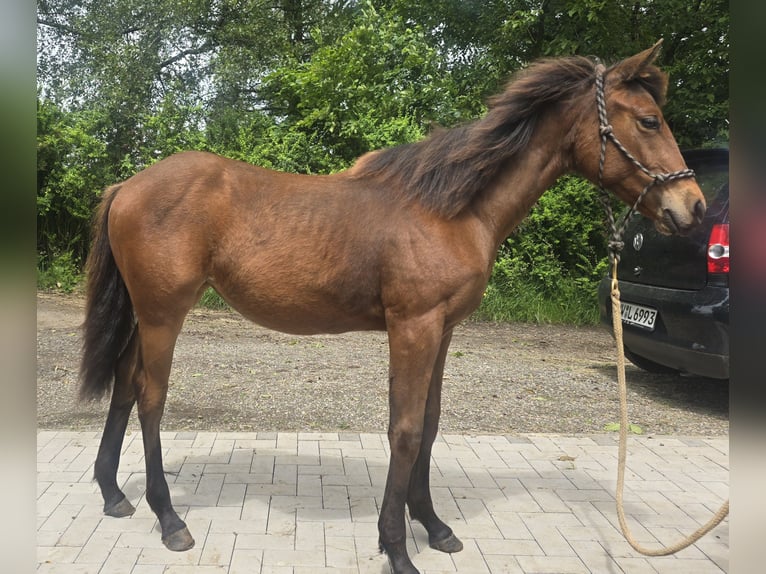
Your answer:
[620,301,657,331]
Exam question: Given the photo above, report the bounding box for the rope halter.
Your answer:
[593,64,696,263]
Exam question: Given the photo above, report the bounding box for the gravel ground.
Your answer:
[37,292,729,436]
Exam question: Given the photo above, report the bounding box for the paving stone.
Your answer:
[37,430,728,573]
[199,532,236,566]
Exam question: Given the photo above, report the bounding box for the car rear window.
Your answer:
[685,150,729,216]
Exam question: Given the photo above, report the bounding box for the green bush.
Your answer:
[37,251,82,292]
[476,262,602,325]
[37,100,113,267]
[475,176,612,325]
[258,3,450,172]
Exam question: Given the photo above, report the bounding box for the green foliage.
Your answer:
[136,92,208,165]
[476,273,600,325]
[259,3,450,171]
[37,251,82,292]
[503,177,610,291]
[37,99,112,266]
[198,287,230,310]
[474,177,611,325]
[383,0,729,146]
[36,95,208,268]
[656,1,729,147]
[604,422,644,435]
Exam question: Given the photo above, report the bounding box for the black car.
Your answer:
[597,148,729,379]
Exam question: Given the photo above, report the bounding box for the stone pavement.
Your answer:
[37,430,728,573]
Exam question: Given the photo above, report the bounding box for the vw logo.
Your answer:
[632,232,644,251]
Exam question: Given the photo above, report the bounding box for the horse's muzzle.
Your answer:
[657,198,706,236]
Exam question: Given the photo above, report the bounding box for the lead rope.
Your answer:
[608,260,730,555]
[594,64,729,555]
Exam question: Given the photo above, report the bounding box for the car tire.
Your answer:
[623,347,680,375]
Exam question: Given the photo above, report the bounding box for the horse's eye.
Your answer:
[640,116,660,130]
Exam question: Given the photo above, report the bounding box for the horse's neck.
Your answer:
[475,136,570,250]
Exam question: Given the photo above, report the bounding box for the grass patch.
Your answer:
[197,287,230,310]
[196,280,599,325]
[473,275,599,325]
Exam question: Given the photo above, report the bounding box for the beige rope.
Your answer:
[609,259,729,555]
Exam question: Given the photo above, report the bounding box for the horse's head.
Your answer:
[574,41,706,236]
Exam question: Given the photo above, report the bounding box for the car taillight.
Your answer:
[707,223,730,274]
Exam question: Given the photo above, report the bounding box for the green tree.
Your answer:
[381,0,728,147]
[39,0,209,174]
[37,0,356,170]
[256,3,457,171]
[653,0,729,146]
[36,99,111,267]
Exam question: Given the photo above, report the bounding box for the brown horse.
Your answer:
[80,42,704,574]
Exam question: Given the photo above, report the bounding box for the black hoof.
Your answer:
[429,532,463,553]
[103,496,136,518]
[162,526,195,552]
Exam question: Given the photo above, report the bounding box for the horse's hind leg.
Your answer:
[406,329,463,554]
[133,319,195,551]
[94,329,139,517]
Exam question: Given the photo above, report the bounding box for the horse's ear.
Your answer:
[612,39,663,81]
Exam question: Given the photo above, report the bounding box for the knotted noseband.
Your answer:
[593,64,696,262]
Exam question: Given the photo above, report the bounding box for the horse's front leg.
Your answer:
[379,313,445,574]
[407,328,463,553]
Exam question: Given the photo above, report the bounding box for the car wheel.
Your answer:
[623,348,680,375]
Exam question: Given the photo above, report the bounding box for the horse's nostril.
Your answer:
[694,199,706,223]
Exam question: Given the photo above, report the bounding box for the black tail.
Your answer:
[79,185,135,401]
